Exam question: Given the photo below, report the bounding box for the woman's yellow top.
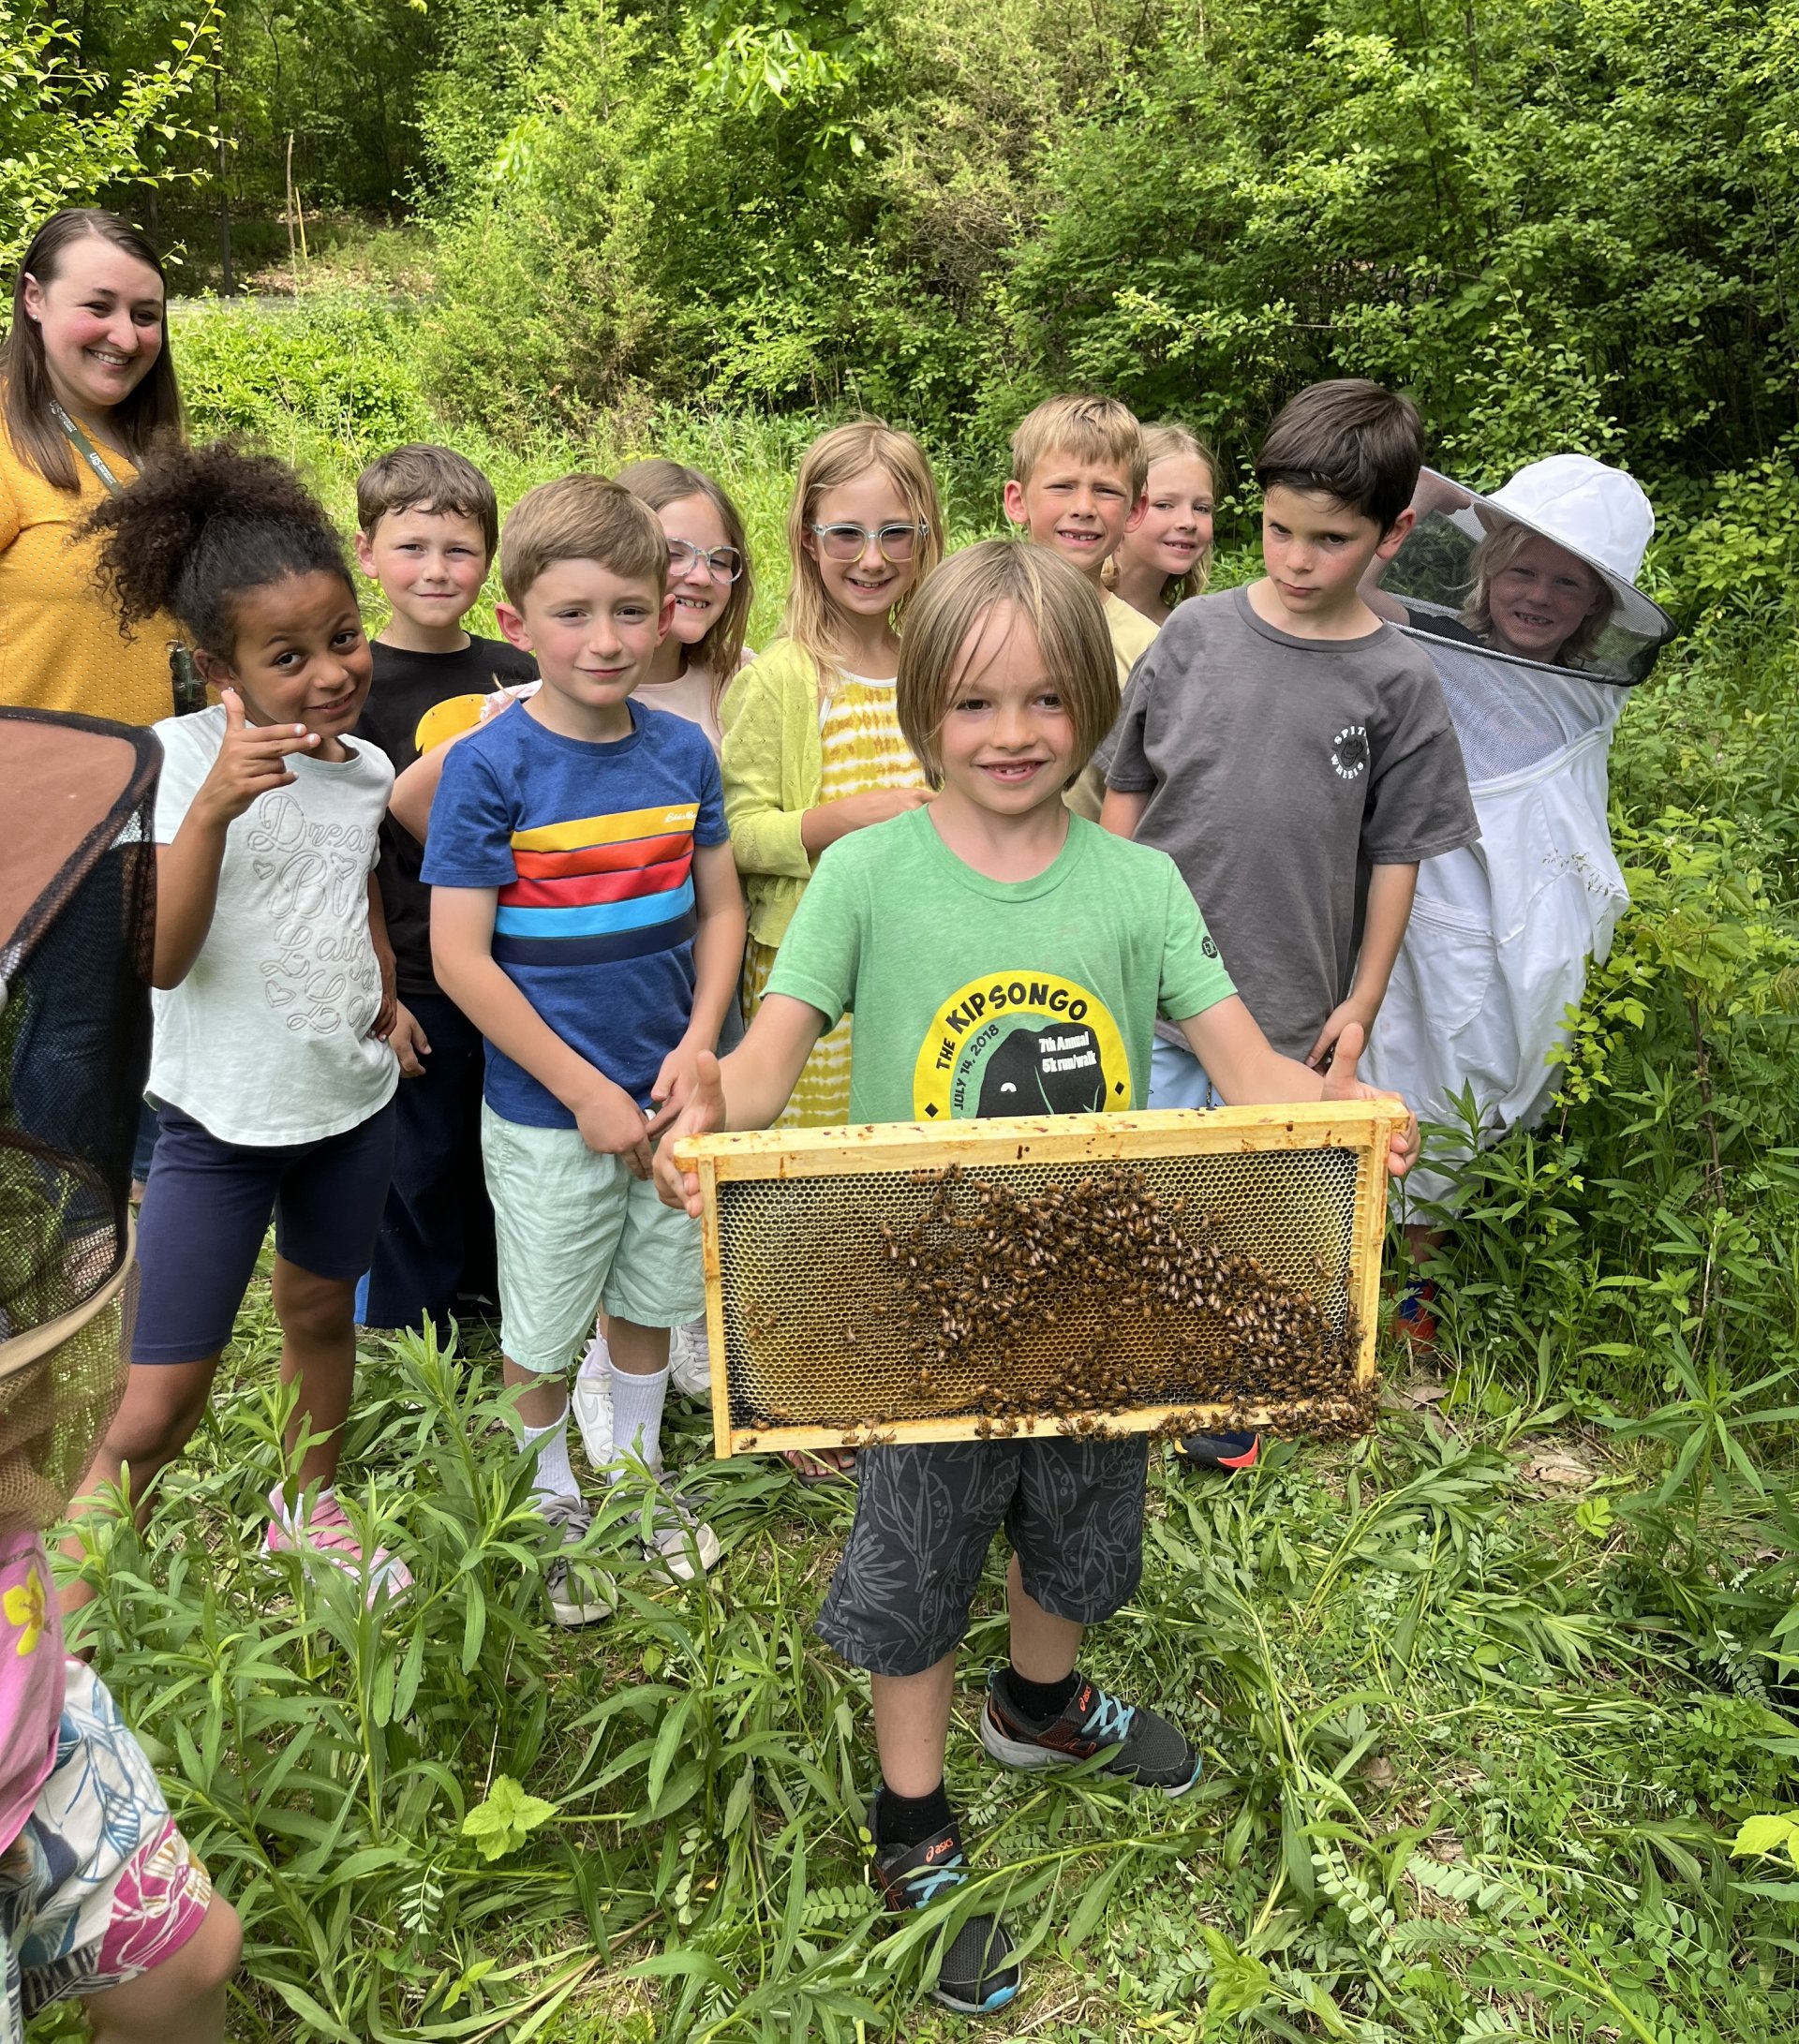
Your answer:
[0,420,178,726]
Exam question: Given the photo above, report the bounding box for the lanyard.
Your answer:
[50,402,206,715]
[49,400,126,495]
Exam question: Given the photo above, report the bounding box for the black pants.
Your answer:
[357,993,497,1333]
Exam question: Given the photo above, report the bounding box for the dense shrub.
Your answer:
[177,293,436,454]
[406,0,1799,483]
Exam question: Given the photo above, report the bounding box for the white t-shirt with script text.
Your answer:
[149,705,398,1145]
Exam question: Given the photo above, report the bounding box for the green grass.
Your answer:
[35,289,1799,2041]
[52,1291,1799,2043]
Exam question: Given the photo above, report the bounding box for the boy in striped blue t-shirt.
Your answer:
[422,475,746,1622]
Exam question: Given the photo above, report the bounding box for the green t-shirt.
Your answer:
[766,807,1237,1122]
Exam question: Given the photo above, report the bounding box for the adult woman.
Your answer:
[1361,456,1675,1326]
[0,209,188,723]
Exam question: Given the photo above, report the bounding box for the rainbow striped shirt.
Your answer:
[422,701,727,1128]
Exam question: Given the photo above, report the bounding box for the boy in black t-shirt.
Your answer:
[351,444,537,1334]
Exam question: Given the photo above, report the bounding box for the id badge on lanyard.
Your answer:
[50,402,206,716]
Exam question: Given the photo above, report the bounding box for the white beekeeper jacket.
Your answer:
[1365,631,1628,1206]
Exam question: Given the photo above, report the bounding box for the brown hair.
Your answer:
[1256,378,1421,533]
[1461,520,1613,669]
[2,210,182,491]
[1009,393,1146,496]
[782,418,944,681]
[616,457,754,701]
[898,540,1117,791]
[356,443,500,555]
[498,474,667,608]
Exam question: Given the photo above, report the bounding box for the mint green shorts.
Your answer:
[481,1105,706,1376]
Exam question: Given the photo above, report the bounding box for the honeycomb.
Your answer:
[686,1107,1391,1454]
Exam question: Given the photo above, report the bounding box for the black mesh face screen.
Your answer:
[0,709,158,1527]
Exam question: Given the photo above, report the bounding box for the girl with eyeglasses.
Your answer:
[616,458,756,751]
[721,419,944,1478]
[722,419,945,1131]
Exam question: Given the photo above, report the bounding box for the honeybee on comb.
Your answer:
[883,1163,1358,1428]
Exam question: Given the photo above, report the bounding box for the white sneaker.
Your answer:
[538,1493,615,1626]
[636,1480,721,1582]
[669,1318,712,1400]
[573,1328,613,1464]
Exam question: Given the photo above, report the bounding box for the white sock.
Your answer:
[607,1363,669,1477]
[521,1404,577,1500]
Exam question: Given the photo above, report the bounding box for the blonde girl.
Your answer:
[616,458,756,749]
[1108,423,1217,625]
[722,419,944,1129]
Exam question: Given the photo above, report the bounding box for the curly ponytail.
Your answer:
[82,439,352,659]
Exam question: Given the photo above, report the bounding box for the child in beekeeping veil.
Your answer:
[658,538,1417,2017]
[1360,454,1676,1331]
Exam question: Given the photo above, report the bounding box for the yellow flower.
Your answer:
[4,1566,47,1657]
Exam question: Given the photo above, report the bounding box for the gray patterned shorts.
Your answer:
[816,1437,1151,1676]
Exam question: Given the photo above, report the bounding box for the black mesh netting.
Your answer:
[1,708,158,1527]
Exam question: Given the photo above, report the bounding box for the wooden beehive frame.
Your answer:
[675,1103,1400,1458]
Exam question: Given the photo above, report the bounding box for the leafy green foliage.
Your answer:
[390,0,1799,486]
[462,1775,557,1859]
[0,0,219,270]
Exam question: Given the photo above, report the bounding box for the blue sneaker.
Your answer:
[869,1793,1020,2016]
[979,1669,1202,1796]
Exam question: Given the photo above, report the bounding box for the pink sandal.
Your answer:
[266,1486,413,1606]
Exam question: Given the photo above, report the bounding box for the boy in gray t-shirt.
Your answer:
[1098,379,1478,1468]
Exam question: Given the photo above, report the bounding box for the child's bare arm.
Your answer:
[365,871,398,1042]
[799,787,933,854]
[389,733,468,845]
[1099,786,1150,839]
[647,841,748,1126]
[1305,862,1419,1069]
[1175,997,1418,1178]
[685,840,749,1052]
[432,885,653,1175]
[654,995,826,1215]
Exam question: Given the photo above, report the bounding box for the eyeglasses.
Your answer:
[667,539,745,583]
[809,521,929,563]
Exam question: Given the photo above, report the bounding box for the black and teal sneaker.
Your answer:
[869,1792,1020,2016]
[979,1669,1202,1796]
[1174,1429,1261,1473]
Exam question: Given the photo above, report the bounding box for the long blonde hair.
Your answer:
[1104,422,1218,612]
[781,420,944,680]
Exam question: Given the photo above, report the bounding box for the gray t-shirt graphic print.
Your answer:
[1095,585,1479,1061]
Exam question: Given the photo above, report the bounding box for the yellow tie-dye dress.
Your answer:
[740,670,929,1126]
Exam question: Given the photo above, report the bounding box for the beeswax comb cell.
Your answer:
[671,1103,1400,1458]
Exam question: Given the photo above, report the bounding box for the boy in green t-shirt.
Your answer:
[657,541,1417,2018]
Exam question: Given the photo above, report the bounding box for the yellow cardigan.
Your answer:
[0,419,178,725]
[720,635,834,949]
